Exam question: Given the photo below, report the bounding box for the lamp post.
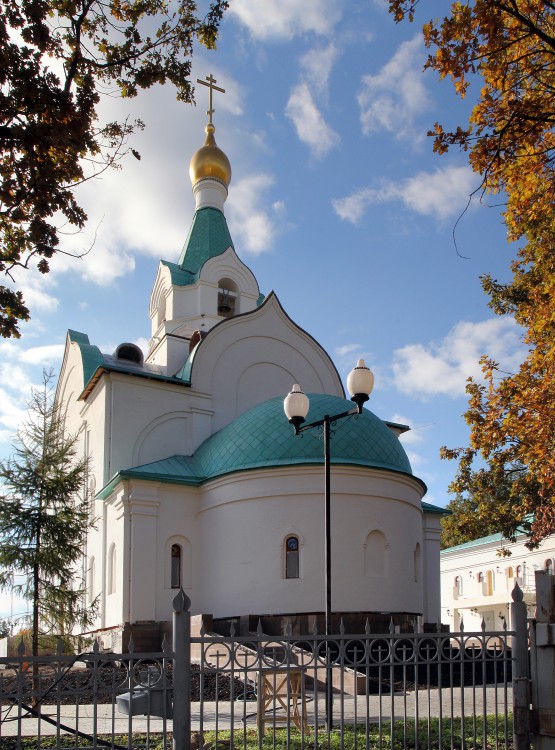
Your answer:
[283,359,374,729]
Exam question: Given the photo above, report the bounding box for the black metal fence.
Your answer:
[0,588,530,750]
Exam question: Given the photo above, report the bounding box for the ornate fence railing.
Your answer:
[188,621,514,750]
[0,637,173,750]
[0,586,531,750]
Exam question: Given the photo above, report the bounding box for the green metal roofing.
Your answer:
[441,532,506,554]
[441,516,533,554]
[174,342,199,382]
[67,330,104,385]
[160,260,195,286]
[176,206,234,282]
[421,501,450,516]
[194,394,415,478]
[98,393,426,499]
[67,329,191,399]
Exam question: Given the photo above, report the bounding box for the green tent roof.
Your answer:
[176,206,234,284]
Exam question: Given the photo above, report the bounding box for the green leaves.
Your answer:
[0,371,94,643]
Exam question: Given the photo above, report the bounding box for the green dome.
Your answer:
[195,393,413,479]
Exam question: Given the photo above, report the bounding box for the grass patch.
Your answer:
[6,715,513,750]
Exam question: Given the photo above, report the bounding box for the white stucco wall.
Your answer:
[441,533,555,631]
[93,464,428,630]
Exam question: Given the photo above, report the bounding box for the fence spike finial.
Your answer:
[481,617,486,633]
[128,635,135,654]
[312,619,318,636]
[56,636,64,655]
[285,620,292,636]
[389,617,395,634]
[340,618,345,635]
[230,620,236,637]
[93,637,100,653]
[365,618,370,635]
[161,633,168,651]
[256,619,263,637]
[511,580,524,602]
[17,637,25,657]
[173,586,191,613]
[460,618,465,633]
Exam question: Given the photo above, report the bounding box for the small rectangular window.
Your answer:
[171,544,182,588]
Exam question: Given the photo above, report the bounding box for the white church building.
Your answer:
[55,85,446,650]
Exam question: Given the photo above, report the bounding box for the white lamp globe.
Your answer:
[284,384,309,427]
[346,359,374,409]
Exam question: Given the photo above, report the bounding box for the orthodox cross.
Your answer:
[197,74,225,125]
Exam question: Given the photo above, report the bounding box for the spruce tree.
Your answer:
[0,371,94,656]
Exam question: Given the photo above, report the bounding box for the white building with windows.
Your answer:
[440,530,555,631]
[56,105,446,650]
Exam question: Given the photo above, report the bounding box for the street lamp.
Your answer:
[283,359,374,728]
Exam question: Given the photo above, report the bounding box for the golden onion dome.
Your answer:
[189,123,231,188]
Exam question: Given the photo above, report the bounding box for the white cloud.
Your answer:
[286,83,340,159]
[398,167,476,220]
[335,343,364,359]
[134,337,150,356]
[19,281,59,313]
[0,342,64,368]
[332,190,374,225]
[300,44,339,97]
[392,318,524,399]
[389,413,426,445]
[0,386,27,437]
[229,0,342,39]
[358,36,429,141]
[6,263,61,316]
[285,42,340,158]
[0,343,65,448]
[227,174,282,254]
[20,345,65,365]
[405,448,426,468]
[332,165,476,225]
[48,64,246,287]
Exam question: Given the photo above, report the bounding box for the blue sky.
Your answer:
[0,0,524,619]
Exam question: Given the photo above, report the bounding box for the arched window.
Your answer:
[516,565,523,584]
[506,567,514,591]
[365,531,388,578]
[454,575,462,596]
[88,557,96,603]
[107,543,116,595]
[164,536,192,589]
[486,570,494,595]
[477,571,484,583]
[414,543,421,583]
[546,559,553,574]
[171,544,182,589]
[285,536,299,579]
[217,278,238,318]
